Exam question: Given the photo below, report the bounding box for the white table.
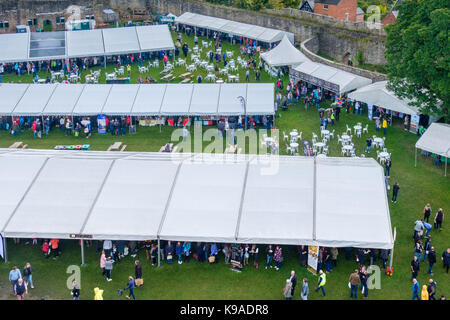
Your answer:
[216,79,224,84]
[321,130,330,138]
[354,125,362,134]
[379,151,389,160]
[314,142,325,153]
[374,137,384,148]
[290,131,298,138]
[206,65,214,72]
[187,64,196,72]
[228,75,236,82]
[341,134,351,144]
[343,145,354,155]
[290,142,299,154]
[205,74,216,82]
[37,79,46,84]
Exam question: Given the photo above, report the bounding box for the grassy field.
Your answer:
[0,30,448,300]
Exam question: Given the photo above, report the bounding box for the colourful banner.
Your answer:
[97,114,106,134]
[307,245,319,275]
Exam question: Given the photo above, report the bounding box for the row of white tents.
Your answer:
[0,149,394,251]
[176,12,294,44]
[0,25,175,63]
[0,83,274,117]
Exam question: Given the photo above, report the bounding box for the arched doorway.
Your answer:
[43,19,52,31]
[342,52,351,65]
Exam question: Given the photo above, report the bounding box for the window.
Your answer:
[86,15,94,20]
[56,17,60,24]
[4,21,9,28]
[28,19,33,26]
[33,18,38,25]
[60,17,65,24]
[0,22,3,28]
[324,4,328,10]
[345,13,349,21]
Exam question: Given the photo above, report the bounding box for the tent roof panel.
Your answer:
[0,84,30,115]
[130,84,167,116]
[217,83,247,116]
[102,27,140,55]
[12,84,57,116]
[66,29,105,57]
[416,123,450,157]
[82,159,180,240]
[159,161,247,243]
[261,34,310,67]
[136,25,175,51]
[315,158,393,249]
[237,158,315,245]
[188,83,220,115]
[160,84,193,115]
[0,32,29,62]
[3,158,113,238]
[101,84,139,115]
[72,84,112,115]
[42,84,85,115]
[246,83,275,115]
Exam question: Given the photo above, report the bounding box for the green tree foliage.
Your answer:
[385,0,449,120]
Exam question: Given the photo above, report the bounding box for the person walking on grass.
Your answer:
[365,137,372,153]
[315,270,326,297]
[9,266,21,295]
[434,208,444,231]
[349,269,360,299]
[411,255,420,281]
[104,257,114,281]
[360,268,369,299]
[442,248,450,273]
[71,280,80,300]
[423,204,432,223]
[289,271,297,296]
[14,278,27,300]
[265,244,274,269]
[392,182,399,203]
[428,246,436,275]
[100,250,106,277]
[22,263,34,289]
[123,276,136,300]
[283,279,293,300]
[412,278,420,300]
[427,279,437,300]
[301,278,309,300]
[135,260,142,286]
[274,246,283,271]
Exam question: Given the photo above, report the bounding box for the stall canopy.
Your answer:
[415,123,450,176]
[0,25,175,63]
[0,150,394,249]
[260,35,310,67]
[176,12,294,44]
[0,83,275,117]
[290,61,372,94]
[347,81,420,115]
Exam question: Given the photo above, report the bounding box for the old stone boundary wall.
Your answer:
[0,0,387,66]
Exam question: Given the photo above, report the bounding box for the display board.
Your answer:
[307,245,319,275]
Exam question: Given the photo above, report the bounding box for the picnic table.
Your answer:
[107,142,123,151]
[181,77,191,84]
[161,73,173,81]
[179,72,192,78]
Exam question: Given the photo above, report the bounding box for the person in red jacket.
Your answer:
[42,241,49,259]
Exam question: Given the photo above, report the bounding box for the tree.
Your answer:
[385,0,449,121]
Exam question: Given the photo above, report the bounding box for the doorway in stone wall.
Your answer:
[43,19,52,31]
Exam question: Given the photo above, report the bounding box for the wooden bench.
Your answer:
[179,72,192,79]
[107,141,123,151]
[9,141,23,149]
[181,77,191,84]
[119,145,127,152]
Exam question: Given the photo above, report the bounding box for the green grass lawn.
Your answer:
[0,30,448,300]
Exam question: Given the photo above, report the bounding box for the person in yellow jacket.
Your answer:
[315,270,326,297]
[382,118,388,135]
[127,64,131,77]
[94,287,104,300]
[421,285,429,300]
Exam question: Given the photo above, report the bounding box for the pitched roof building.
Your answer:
[312,0,362,22]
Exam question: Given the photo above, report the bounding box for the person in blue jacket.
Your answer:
[123,276,136,300]
[412,278,420,300]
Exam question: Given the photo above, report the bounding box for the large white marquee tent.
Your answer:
[415,122,450,176]
[0,150,394,255]
[0,83,275,117]
[0,25,175,63]
[290,61,372,95]
[260,35,310,67]
[176,12,294,44]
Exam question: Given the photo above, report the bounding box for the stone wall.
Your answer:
[301,37,387,82]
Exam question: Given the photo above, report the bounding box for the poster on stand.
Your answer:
[307,246,319,275]
[97,114,106,134]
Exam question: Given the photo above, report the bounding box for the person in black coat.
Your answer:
[428,247,436,275]
[71,280,80,300]
[289,271,298,296]
[135,260,142,280]
[196,243,204,263]
[299,245,308,267]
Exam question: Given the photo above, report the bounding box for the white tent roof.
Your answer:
[0,32,29,63]
[0,26,174,63]
[136,25,174,52]
[101,84,139,115]
[0,84,30,115]
[291,61,372,94]
[347,81,420,115]
[0,83,274,116]
[188,84,221,115]
[66,29,105,58]
[42,84,85,115]
[416,123,450,157]
[0,150,394,249]
[72,84,112,116]
[176,12,294,44]
[261,35,310,67]
[130,84,167,116]
[12,84,57,116]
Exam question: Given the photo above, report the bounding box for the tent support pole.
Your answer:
[389,227,396,271]
[445,157,447,177]
[414,147,417,167]
[104,56,106,69]
[3,237,8,264]
[157,238,161,268]
[80,239,85,266]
